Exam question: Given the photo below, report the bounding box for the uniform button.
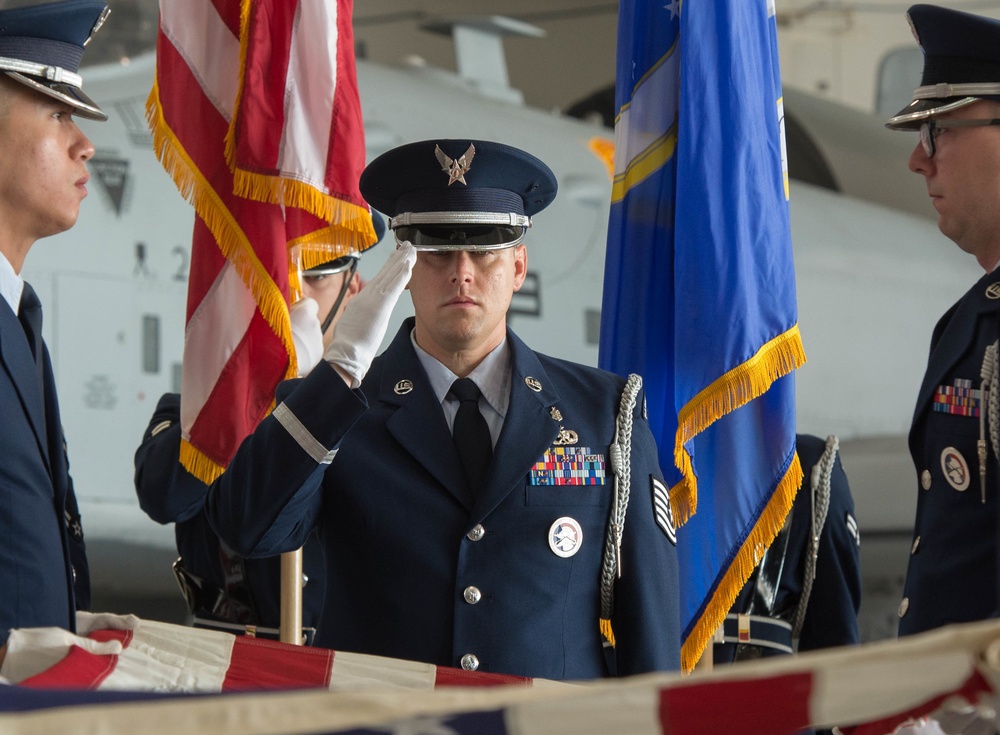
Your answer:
[71,565,77,584]
[463,586,482,604]
[911,536,920,555]
[302,573,309,588]
[921,470,932,490]
[898,597,909,618]
[467,524,486,541]
[460,653,479,671]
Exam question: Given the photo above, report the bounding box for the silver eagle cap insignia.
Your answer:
[435,144,475,186]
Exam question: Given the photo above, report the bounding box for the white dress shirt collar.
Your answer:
[0,251,24,316]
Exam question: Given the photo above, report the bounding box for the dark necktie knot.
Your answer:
[450,377,482,404]
[450,378,492,499]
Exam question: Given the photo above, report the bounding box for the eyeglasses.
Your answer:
[919,118,1000,158]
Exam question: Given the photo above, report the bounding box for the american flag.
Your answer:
[4,618,1000,734]
[146,0,374,482]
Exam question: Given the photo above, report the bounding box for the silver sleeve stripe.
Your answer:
[272,403,337,465]
[149,419,173,437]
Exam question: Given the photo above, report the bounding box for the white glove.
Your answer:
[0,625,125,683]
[290,296,325,377]
[325,242,416,388]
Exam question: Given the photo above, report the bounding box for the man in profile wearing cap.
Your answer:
[207,139,680,679]
[134,218,382,643]
[0,0,109,644]
[886,4,1000,637]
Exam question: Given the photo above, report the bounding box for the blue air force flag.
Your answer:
[599,0,806,672]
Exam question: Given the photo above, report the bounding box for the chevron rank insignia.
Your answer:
[651,476,676,545]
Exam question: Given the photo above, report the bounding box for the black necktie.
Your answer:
[18,283,42,366]
[18,283,47,429]
[450,378,493,497]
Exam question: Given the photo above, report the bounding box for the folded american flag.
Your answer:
[3,618,1000,735]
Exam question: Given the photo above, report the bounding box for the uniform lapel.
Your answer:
[380,322,472,509]
[471,331,560,522]
[912,272,1000,428]
[0,299,50,470]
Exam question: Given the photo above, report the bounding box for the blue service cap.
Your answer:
[359,139,557,251]
[0,0,110,121]
[302,211,385,277]
[887,4,1000,130]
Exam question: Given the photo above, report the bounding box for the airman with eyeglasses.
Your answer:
[886,5,1000,648]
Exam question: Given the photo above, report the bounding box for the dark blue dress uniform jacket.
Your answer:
[899,269,1000,636]
[787,435,861,652]
[134,392,327,634]
[0,286,89,645]
[207,319,681,679]
[716,433,861,664]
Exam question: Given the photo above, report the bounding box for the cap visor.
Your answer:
[6,71,107,121]
[394,223,526,251]
[886,96,978,130]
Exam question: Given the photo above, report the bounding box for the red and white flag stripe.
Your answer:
[15,620,534,692]
[5,619,1000,735]
[148,0,373,481]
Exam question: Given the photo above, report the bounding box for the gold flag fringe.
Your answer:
[179,438,226,485]
[680,452,803,673]
[146,81,298,483]
[286,209,376,302]
[599,617,616,649]
[681,453,803,673]
[668,323,807,673]
[224,0,377,250]
[670,325,806,527]
[288,208,378,270]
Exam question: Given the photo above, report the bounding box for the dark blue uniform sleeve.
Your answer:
[134,393,208,525]
[608,387,682,674]
[205,362,368,558]
[796,436,862,653]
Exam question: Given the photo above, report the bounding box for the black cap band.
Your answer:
[0,37,83,70]
[922,54,1000,88]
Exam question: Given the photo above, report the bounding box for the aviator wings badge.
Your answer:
[435,144,475,186]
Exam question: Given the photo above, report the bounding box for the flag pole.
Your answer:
[280,549,303,645]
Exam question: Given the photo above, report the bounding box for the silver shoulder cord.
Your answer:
[600,374,642,627]
[979,341,999,504]
[791,434,837,645]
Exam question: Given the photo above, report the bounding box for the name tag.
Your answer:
[530,447,606,485]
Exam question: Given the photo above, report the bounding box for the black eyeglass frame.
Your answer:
[919,118,1000,158]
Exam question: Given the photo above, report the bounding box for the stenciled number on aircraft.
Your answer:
[172,246,189,282]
